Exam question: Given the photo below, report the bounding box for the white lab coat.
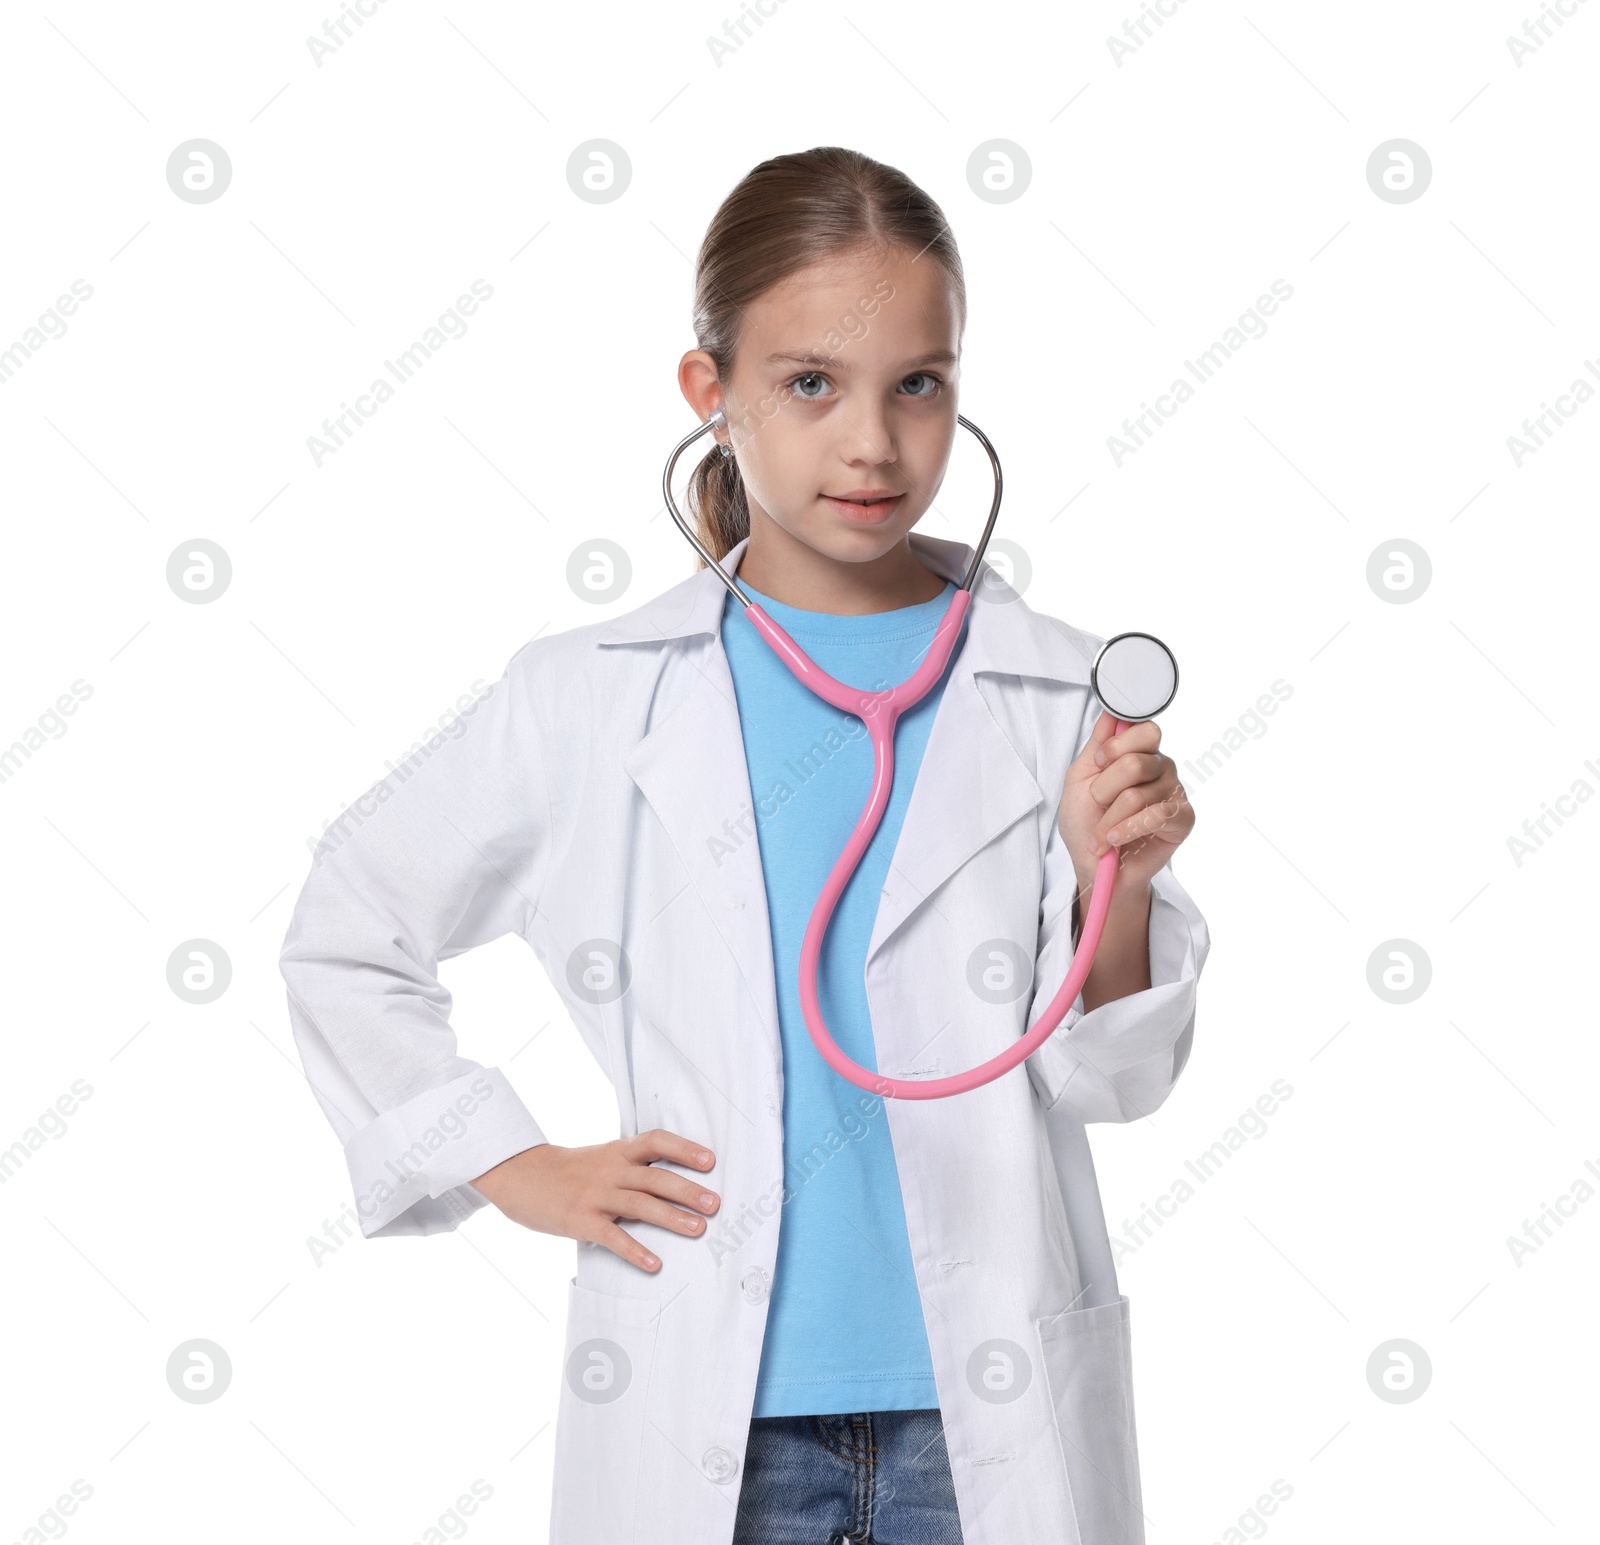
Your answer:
[278,530,1209,1545]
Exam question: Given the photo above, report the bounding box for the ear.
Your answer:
[678,350,730,448]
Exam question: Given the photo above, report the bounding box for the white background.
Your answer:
[1,1,1595,1541]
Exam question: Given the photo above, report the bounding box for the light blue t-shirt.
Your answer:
[721,570,969,1417]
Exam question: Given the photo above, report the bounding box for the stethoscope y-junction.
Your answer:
[662,408,1178,1101]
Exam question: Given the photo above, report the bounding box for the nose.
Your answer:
[838,397,898,468]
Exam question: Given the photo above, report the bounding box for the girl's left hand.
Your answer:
[1058,712,1195,898]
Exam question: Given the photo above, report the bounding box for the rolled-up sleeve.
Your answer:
[278,641,553,1238]
[1024,691,1211,1124]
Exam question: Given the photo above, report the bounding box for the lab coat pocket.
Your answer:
[548,1277,663,1545]
[1035,1293,1145,1545]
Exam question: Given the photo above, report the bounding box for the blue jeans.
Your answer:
[732,1408,966,1544]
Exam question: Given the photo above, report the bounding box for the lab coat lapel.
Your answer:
[865,663,1047,969]
[861,532,1097,967]
[620,637,783,1066]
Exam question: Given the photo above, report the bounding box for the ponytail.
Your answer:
[685,440,750,570]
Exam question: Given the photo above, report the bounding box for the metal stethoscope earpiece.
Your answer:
[661,406,1179,1100]
[710,405,734,458]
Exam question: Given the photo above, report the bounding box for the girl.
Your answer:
[280,147,1206,1545]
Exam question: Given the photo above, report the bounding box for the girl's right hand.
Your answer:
[470,1130,721,1273]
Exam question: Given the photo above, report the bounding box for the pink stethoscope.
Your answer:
[663,408,1178,1101]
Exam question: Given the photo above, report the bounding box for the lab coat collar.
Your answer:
[596,531,1096,688]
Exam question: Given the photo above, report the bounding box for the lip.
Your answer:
[822,491,905,526]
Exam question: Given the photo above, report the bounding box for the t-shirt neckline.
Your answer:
[729,574,959,645]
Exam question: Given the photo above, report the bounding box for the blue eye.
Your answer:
[901,373,943,397]
[790,372,832,398]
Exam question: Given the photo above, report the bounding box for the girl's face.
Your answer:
[690,243,962,569]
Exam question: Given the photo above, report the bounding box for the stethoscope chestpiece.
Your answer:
[1090,631,1179,722]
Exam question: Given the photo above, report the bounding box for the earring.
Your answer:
[718,440,733,459]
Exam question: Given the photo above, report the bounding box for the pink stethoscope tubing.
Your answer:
[743,587,1129,1102]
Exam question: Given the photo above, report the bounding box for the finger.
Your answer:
[1087,776,1179,853]
[1087,750,1171,810]
[1089,788,1150,855]
[626,1127,716,1171]
[627,1164,721,1216]
[1100,781,1193,851]
[592,1219,662,1273]
[1093,718,1160,769]
[609,1187,714,1238]
[1070,710,1121,772]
